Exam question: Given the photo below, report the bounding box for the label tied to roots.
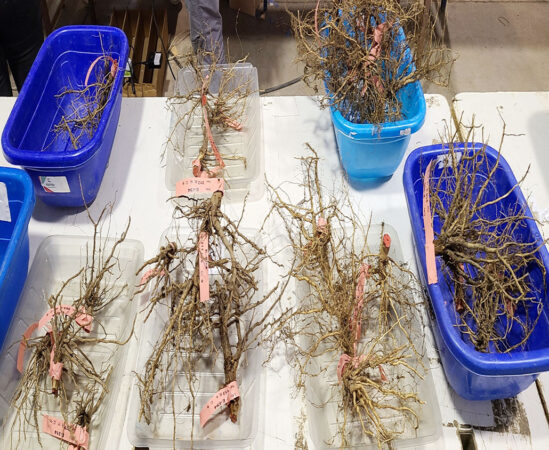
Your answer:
[139,268,167,285]
[84,55,118,86]
[201,76,225,174]
[317,216,327,234]
[199,381,240,427]
[423,160,438,284]
[198,231,210,302]
[48,342,63,381]
[337,353,366,381]
[42,415,89,450]
[351,263,370,346]
[175,177,224,197]
[17,306,93,373]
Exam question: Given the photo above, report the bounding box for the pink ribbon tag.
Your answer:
[423,160,438,284]
[198,231,210,302]
[317,216,327,234]
[379,365,388,383]
[199,381,240,427]
[17,306,93,373]
[175,177,224,197]
[84,55,118,87]
[48,342,63,381]
[42,415,89,450]
[139,268,167,285]
[221,114,243,131]
[337,354,352,380]
[382,233,391,251]
[337,353,366,381]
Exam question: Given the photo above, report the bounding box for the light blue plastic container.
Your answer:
[330,80,426,180]
[325,16,426,180]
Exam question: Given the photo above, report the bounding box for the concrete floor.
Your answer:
[23,0,549,100]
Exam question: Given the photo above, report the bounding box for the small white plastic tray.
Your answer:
[0,235,144,449]
[165,63,263,199]
[297,223,441,449]
[127,226,265,449]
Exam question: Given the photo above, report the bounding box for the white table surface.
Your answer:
[0,94,547,449]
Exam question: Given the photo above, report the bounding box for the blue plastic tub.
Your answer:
[403,143,549,400]
[325,18,426,180]
[0,167,35,352]
[1,26,129,207]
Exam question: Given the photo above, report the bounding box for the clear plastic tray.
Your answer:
[165,63,263,198]
[298,223,441,449]
[0,235,144,449]
[127,226,265,449]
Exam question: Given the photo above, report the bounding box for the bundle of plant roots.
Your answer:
[268,148,427,448]
[136,52,286,439]
[135,193,290,435]
[425,128,547,353]
[50,52,117,150]
[167,51,253,178]
[10,208,132,448]
[292,0,453,124]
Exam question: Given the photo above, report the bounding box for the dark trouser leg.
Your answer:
[0,0,43,93]
[185,0,225,64]
[0,47,12,97]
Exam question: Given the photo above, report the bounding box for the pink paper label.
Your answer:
[39,305,93,332]
[337,353,366,381]
[382,233,391,250]
[423,161,438,284]
[17,306,93,374]
[49,343,63,381]
[176,177,224,197]
[317,216,327,233]
[198,231,210,302]
[42,415,89,449]
[199,381,240,427]
[351,263,370,348]
[140,268,167,285]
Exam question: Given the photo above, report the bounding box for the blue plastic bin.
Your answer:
[1,26,129,207]
[403,143,549,400]
[0,167,35,352]
[325,19,426,180]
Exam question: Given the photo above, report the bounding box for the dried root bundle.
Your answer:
[269,148,426,448]
[167,52,253,178]
[426,127,547,352]
[11,207,132,448]
[49,52,117,150]
[292,0,453,124]
[136,192,289,434]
